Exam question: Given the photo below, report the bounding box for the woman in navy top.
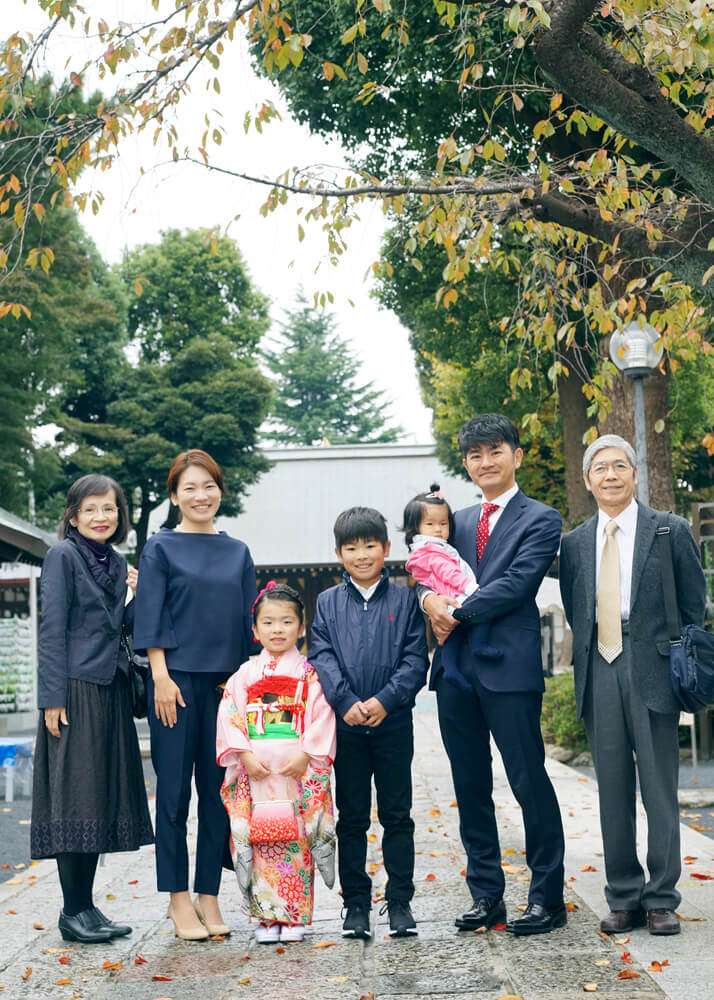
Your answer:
[134,449,256,941]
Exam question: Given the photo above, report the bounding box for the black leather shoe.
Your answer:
[507,902,567,936]
[89,906,132,938]
[648,908,680,936]
[58,909,114,944]
[455,897,506,931]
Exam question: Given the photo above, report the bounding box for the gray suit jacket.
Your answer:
[559,503,706,717]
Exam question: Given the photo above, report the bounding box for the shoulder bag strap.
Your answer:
[655,522,681,642]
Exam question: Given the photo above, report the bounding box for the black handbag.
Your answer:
[120,628,149,719]
[656,525,714,713]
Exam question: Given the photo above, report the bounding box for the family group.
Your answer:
[30,413,707,950]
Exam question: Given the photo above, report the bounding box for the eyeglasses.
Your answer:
[78,505,119,518]
[589,461,632,477]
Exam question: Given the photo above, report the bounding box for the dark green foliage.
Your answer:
[541,673,588,753]
[264,292,400,445]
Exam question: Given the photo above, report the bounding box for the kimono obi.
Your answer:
[245,673,310,741]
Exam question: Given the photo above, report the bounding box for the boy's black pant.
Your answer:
[334,719,415,907]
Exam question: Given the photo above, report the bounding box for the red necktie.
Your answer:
[476,502,500,560]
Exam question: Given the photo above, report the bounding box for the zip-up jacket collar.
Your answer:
[341,567,391,605]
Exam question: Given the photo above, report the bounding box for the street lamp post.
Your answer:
[608,322,663,506]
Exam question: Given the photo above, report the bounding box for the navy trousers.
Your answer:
[148,671,229,895]
[436,657,565,908]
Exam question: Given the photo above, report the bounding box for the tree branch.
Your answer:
[535,0,714,208]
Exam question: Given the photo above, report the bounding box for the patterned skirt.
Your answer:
[31,671,154,858]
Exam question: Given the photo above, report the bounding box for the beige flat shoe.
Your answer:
[193,898,231,937]
[166,902,209,941]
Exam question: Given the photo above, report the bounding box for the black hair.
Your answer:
[401,483,455,549]
[458,413,521,456]
[59,474,130,545]
[252,582,305,624]
[333,506,388,549]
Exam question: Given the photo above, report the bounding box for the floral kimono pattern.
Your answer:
[217,646,336,926]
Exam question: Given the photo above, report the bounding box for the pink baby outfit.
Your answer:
[405,534,478,605]
[217,646,336,926]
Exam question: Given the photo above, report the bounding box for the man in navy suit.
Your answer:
[422,414,566,936]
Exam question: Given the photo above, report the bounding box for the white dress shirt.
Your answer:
[595,498,638,619]
[350,577,381,602]
[418,482,520,608]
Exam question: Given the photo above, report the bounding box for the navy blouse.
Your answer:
[133,528,256,676]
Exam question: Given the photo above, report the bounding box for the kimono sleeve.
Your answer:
[37,545,73,709]
[216,668,251,767]
[133,545,177,654]
[301,669,336,761]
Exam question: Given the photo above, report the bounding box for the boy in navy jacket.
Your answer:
[309,507,428,940]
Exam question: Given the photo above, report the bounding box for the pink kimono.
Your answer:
[217,646,336,926]
[405,534,478,604]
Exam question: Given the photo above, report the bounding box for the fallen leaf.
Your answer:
[492,922,508,931]
[676,913,706,922]
[583,985,598,993]
[128,879,139,885]
[238,977,251,986]
[459,867,466,877]
[425,873,437,881]
[429,807,441,816]
[32,922,45,930]
[58,956,71,966]
[690,872,714,880]
[327,976,348,984]
[105,893,117,901]
[133,955,147,965]
[5,910,16,915]
[565,901,579,912]
[313,940,337,949]
[683,855,698,864]
[614,935,630,945]
[620,950,632,964]
[14,863,25,870]
[102,960,123,971]
[648,960,670,973]
[240,952,251,961]
[20,968,32,982]
[594,959,610,967]
[359,995,374,1000]
[152,975,173,981]
[495,995,523,1000]
[55,978,72,986]
[275,945,285,954]
[450,799,457,807]
[580,864,598,872]
[367,833,377,843]
[5,877,22,886]
[617,969,640,980]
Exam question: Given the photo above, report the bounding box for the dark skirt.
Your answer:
[31,671,154,858]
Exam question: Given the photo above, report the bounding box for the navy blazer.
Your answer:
[433,491,562,693]
[38,537,132,709]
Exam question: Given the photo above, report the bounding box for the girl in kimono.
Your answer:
[217,582,336,944]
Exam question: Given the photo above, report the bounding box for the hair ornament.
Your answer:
[425,483,444,500]
[251,579,278,613]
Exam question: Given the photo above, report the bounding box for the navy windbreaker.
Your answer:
[308,571,428,733]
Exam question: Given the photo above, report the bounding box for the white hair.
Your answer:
[582,434,637,476]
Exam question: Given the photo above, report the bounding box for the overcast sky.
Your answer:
[9,0,434,442]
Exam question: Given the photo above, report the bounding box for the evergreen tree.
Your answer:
[265,295,400,446]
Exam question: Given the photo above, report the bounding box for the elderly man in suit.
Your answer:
[422,413,566,936]
[559,433,706,936]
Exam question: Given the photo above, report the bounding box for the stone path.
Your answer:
[1,693,711,999]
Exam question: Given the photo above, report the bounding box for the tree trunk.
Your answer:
[600,370,675,511]
[134,500,152,560]
[557,360,595,527]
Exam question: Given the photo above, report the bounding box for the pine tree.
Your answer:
[265,295,401,446]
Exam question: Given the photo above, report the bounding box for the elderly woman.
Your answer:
[134,449,256,941]
[31,474,153,944]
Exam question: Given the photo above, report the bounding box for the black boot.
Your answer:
[88,907,133,938]
[58,909,114,944]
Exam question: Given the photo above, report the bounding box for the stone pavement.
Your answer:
[1,693,712,1000]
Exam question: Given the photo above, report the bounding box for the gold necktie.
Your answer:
[597,520,622,663]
